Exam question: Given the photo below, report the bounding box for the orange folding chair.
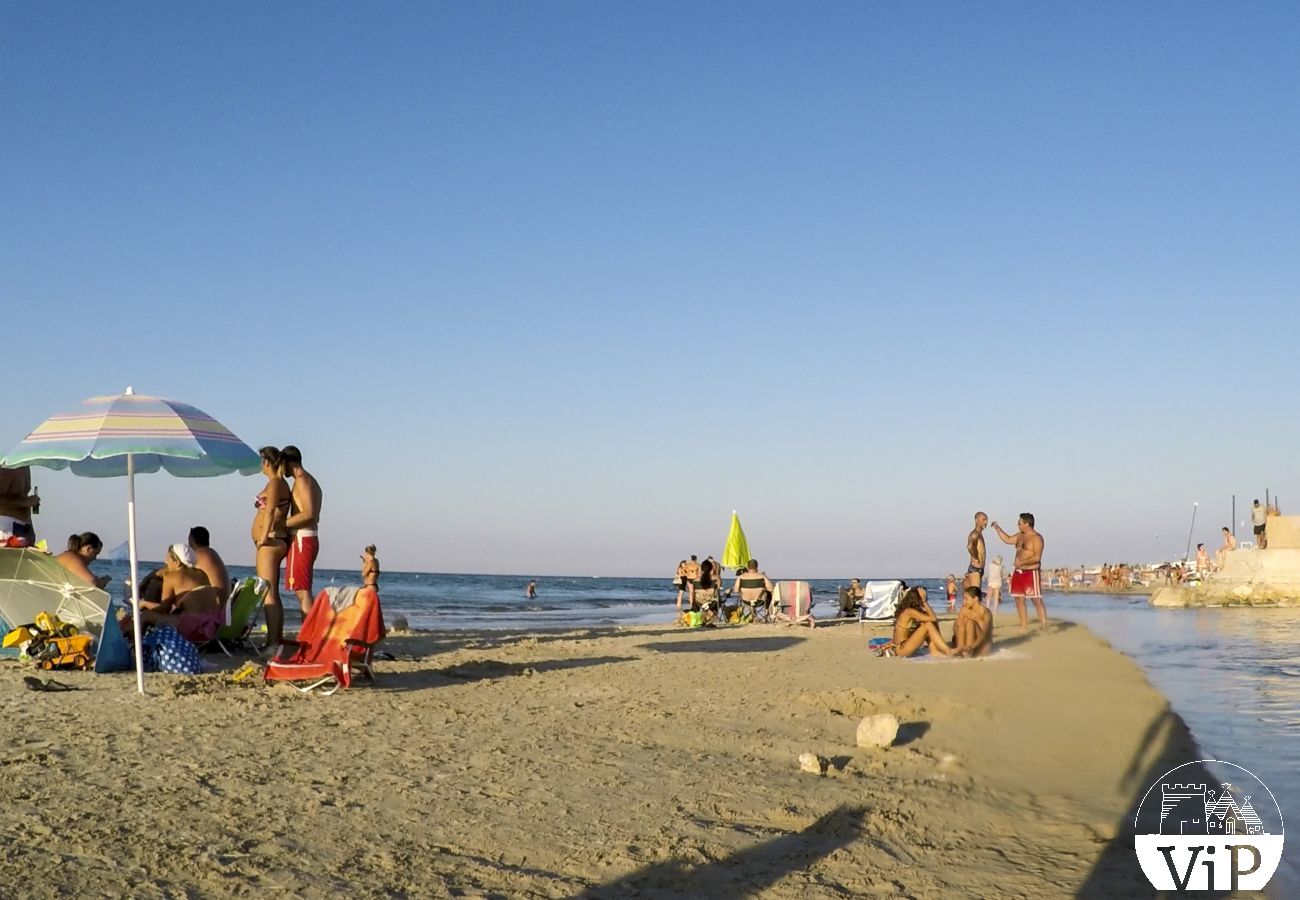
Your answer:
[264,586,386,694]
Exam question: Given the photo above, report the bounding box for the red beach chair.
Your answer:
[264,586,386,694]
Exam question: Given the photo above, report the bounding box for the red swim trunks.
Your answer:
[286,533,319,595]
[1010,568,1041,597]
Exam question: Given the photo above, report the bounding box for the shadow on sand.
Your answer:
[640,635,805,654]
[386,626,672,656]
[985,619,1077,651]
[576,804,867,898]
[374,655,635,690]
[1075,706,1234,898]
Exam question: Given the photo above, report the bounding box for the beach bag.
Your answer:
[141,625,204,675]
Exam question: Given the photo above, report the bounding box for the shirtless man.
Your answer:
[964,511,988,591]
[281,445,322,616]
[991,512,1046,631]
[729,559,773,617]
[683,555,701,587]
[952,586,993,657]
[0,465,39,545]
[188,526,230,600]
[1216,527,1236,569]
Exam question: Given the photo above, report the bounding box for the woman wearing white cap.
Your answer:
[137,543,225,644]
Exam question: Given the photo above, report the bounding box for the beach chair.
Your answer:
[264,586,386,695]
[858,580,903,631]
[208,577,268,657]
[771,581,815,628]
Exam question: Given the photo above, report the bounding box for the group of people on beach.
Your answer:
[672,554,775,625]
[2,444,351,653]
[880,510,1042,657]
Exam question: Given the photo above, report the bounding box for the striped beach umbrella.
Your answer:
[1,387,261,694]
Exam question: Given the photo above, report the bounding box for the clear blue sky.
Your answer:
[3,3,1297,576]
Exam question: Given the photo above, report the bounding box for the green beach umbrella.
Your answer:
[722,511,751,571]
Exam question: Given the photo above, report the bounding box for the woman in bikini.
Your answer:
[888,587,954,658]
[252,446,290,648]
[362,544,380,589]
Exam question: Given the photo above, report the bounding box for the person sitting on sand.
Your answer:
[56,533,113,589]
[952,586,993,657]
[885,587,954,658]
[363,545,381,589]
[135,543,225,643]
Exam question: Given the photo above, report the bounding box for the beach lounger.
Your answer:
[207,577,268,657]
[858,580,903,631]
[770,581,814,628]
[263,586,386,695]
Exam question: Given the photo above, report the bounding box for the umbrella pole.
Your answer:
[127,453,146,695]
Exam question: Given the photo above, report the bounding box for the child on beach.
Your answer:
[361,545,380,589]
[945,574,957,611]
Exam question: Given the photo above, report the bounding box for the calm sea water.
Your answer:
[91,563,1298,890]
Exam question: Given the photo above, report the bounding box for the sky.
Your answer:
[2,2,1297,577]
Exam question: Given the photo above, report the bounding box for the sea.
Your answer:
[89,562,1299,891]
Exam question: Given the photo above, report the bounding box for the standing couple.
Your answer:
[964,510,1046,630]
[253,445,323,648]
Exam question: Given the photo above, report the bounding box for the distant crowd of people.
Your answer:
[668,509,1047,657]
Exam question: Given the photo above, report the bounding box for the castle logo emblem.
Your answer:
[1134,759,1284,890]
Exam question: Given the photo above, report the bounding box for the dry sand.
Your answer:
[1,615,1202,898]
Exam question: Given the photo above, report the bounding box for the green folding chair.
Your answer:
[211,577,269,657]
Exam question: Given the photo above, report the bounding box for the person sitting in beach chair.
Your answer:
[687,559,723,625]
[726,559,773,623]
[878,587,953,658]
[837,578,865,617]
[952,586,993,657]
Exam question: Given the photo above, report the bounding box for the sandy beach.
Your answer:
[2,615,1202,898]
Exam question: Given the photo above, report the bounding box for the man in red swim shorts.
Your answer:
[991,512,1046,631]
[281,445,323,617]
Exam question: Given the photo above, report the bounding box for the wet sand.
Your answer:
[0,615,1199,898]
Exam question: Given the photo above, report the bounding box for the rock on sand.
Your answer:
[856,714,900,748]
